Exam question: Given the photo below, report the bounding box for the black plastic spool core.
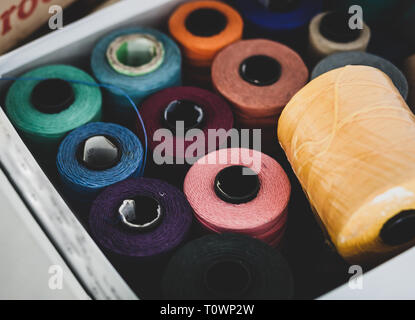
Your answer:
[163,99,204,133]
[204,259,253,298]
[240,55,282,86]
[77,135,122,171]
[31,78,75,114]
[121,195,163,231]
[260,0,301,12]
[319,11,362,43]
[380,210,415,246]
[185,8,228,37]
[214,165,260,204]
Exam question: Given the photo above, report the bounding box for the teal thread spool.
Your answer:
[5,65,102,163]
[91,27,182,126]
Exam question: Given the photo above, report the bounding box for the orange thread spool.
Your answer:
[169,0,243,83]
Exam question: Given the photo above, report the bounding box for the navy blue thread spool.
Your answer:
[56,122,144,213]
[233,0,322,53]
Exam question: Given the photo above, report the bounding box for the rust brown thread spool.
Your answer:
[212,39,308,152]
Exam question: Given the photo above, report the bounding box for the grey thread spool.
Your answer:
[312,51,409,100]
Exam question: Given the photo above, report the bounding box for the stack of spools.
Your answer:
[91,27,182,124]
[140,86,234,185]
[232,0,322,53]
[212,39,308,153]
[169,0,243,86]
[184,148,290,247]
[278,65,415,264]
[5,65,102,165]
[7,0,415,300]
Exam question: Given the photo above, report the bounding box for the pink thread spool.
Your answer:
[184,148,290,246]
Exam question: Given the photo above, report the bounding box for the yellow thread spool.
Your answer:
[278,65,415,264]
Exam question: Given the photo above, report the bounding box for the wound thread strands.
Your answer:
[91,27,181,122]
[212,39,308,147]
[169,0,243,85]
[57,122,144,209]
[312,51,409,100]
[89,178,193,259]
[139,86,233,185]
[184,148,291,247]
[162,233,294,300]
[308,11,370,63]
[278,65,415,264]
[5,65,102,160]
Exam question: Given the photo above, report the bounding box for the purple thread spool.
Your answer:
[89,178,193,259]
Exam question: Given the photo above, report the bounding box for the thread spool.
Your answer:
[308,11,370,63]
[140,86,234,185]
[91,27,181,122]
[5,65,102,159]
[168,0,243,85]
[233,0,322,52]
[89,177,192,258]
[212,39,308,150]
[278,65,415,264]
[404,54,415,112]
[162,233,294,300]
[57,122,144,209]
[184,148,290,247]
[312,51,409,100]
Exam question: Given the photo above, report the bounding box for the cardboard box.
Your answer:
[0,0,77,54]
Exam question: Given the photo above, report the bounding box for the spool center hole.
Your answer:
[240,55,282,86]
[185,8,228,37]
[116,38,158,68]
[380,210,415,246]
[214,165,260,204]
[78,135,121,171]
[119,196,162,230]
[164,99,204,132]
[31,79,74,114]
[205,259,252,298]
[319,11,362,43]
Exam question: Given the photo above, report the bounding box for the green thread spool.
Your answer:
[5,65,102,162]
